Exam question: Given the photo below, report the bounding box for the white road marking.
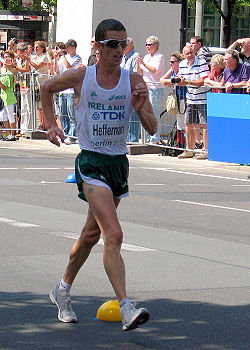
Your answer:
[0,168,19,170]
[0,217,39,227]
[0,217,155,252]
[41,181,61,184]
[24,167,61,170]
[134,183,166,186]
[136,167,250,182]
[98,238,156,252]
[173,200,250,213]
[54,233,156,252]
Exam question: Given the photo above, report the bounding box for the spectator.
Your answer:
[51,42,66,75]
[27,43,35,56]
[121,37,140,142]
[87,37,97,66]
[160,52,186,145]
[190,36,211,65]
[0,50,4,68]
[0,50,17,141]
[223,49,249,94]
[190,36,211,146]
[95,50,100,64]
[56,39,82,144]
[49,42,67,131]
[15,42,32,135]
[178,45,209,159]
[204,54,225,92]
[8,38,18,54]
[21,41,49,131]
[137,35,165,144]
[228,38,250,67]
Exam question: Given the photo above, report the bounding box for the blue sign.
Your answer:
[207,92,250,165]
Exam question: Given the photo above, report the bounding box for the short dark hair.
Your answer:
[191,36,203,46]
[95,19,126,42]
[226,49,239,63]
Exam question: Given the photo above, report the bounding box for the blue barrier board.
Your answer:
[207,93,250,165]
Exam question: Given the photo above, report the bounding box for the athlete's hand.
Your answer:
[132,83,147,111]
[47,126,65,147]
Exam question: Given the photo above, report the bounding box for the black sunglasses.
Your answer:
[98,39,128,49]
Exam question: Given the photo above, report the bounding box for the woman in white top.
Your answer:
[136,36,165,143]
[25,41,49,130]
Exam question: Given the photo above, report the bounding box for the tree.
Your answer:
[0,0,56,14]
[188,0,250,47]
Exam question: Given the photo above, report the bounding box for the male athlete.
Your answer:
[40,19,157,331]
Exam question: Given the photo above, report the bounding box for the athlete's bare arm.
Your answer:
[40,67,85,146]
[130,73,158,136]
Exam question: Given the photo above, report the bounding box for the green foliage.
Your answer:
[188,0,249,19]
[0,0,56,12]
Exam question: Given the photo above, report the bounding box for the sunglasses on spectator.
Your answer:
[170,60,178,63]
[98,39,128,49]
[146,43,154,47]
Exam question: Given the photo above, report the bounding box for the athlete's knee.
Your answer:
[80,227,101,247]
[104,227,123,249]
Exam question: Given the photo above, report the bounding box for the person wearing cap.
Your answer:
[55,39,82,144]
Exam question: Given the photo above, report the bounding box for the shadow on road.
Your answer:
[0,292,249,350]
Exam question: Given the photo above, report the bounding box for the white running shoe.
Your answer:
[122,302,150,331]
[49,285,78,323]
[64,137,76,145]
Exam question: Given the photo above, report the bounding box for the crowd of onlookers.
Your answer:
[0,38,84,143]
[117,35,249,159]
[0,35,249,159]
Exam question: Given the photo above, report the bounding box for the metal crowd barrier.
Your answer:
[0,73,249,155]
[143,82,249,156]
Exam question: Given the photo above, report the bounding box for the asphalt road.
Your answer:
[0,141,249,350]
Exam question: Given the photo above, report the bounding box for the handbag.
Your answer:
[166,91,178,115]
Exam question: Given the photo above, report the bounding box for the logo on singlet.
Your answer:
[92,112,101,120]
[109,94,126,101]
[91,91,98,97]
[91,111,125,120]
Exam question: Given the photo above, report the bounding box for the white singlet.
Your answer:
[74,65,133,155]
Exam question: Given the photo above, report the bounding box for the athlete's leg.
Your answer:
[82,182,127,302]
[63,208,102,285]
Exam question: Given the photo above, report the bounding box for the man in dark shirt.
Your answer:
[223,49,249,94]
[87,36,97,66]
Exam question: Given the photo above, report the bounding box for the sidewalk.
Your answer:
[1,136,250,174]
